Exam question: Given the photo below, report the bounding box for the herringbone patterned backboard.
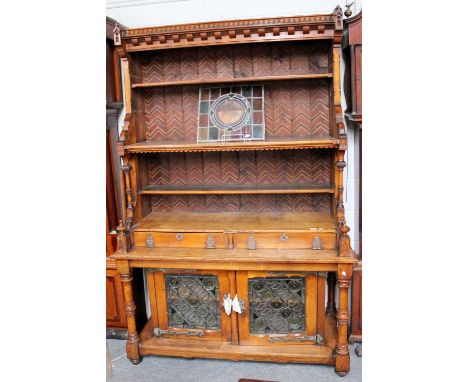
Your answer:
[138,40,330,83]
[151,194,331,213]
[144,79,330,141]
[147,149,331,187]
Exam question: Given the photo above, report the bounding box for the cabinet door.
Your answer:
[236,271,326,346]
[150,269,231,342]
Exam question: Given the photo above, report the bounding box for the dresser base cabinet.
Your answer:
[115,253,355,375]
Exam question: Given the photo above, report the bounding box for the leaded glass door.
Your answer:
[150,269,232,342]
[236,271,326,346]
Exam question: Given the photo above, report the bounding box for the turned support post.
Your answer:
[118,263,141,365]
[335,265,351,376]
[326,272,337,314]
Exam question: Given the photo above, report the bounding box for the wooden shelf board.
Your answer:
[133,211,337,232]
[111,248,358,270]
[139,184,334,195]
[132,73,333,89]
[125,137,338,153]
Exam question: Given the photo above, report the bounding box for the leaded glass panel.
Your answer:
[197,85,265,142]
[165,274,220,330]
[248,277,306,335]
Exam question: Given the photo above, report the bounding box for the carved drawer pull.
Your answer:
[146,234,155,248]
[312,236,322,250]
[247,236,256,250]
[176,233,184,241]
[280,233,288,241]
[206,235,215,249]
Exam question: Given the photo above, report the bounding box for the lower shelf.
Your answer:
[138,314,337,365]
[140,337,335,364]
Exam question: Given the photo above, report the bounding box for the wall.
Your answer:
[107,0,361,29]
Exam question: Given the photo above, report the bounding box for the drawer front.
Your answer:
[235,232,336,249]
[134,232,228,249]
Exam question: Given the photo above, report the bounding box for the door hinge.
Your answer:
[153,328,204,337]
[268,334,324,345]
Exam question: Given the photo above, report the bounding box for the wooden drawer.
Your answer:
[133,231,228,249]
[235,232,336,250]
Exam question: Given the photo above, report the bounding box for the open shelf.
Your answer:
[139,184,334,195]
[137,315,338,363]
[132,73,333,89]
[125,137,338,153]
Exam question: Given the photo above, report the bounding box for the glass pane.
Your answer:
[248,277,305,335]
[197,85,265,143]
[165,274,220,330]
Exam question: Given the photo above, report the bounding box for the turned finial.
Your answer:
[117,220,125,232]
[113,23,121,46]
[333,5,344,30]
[339,222,352,257]
[340,223,350,235]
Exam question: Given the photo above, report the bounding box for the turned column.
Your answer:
[326,272,337,315]
[335,266,351,376]
[118,262,141,365]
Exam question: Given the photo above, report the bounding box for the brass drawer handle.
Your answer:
[247,236,256,250]
[146,234,155,248]
[312,236,322,250]
[206,235,215,249]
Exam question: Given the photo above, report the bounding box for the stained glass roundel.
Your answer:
[209,93,251,131]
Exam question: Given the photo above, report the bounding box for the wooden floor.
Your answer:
[133,211,336,232]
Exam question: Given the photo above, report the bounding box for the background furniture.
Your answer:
[343,10,362,343]
[106,17,146,336]
[111,6,357,376]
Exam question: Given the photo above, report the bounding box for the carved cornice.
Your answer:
[120,11,342,52]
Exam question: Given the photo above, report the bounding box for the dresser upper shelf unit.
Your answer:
[131,73,333,89]
[125,137,339,153]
